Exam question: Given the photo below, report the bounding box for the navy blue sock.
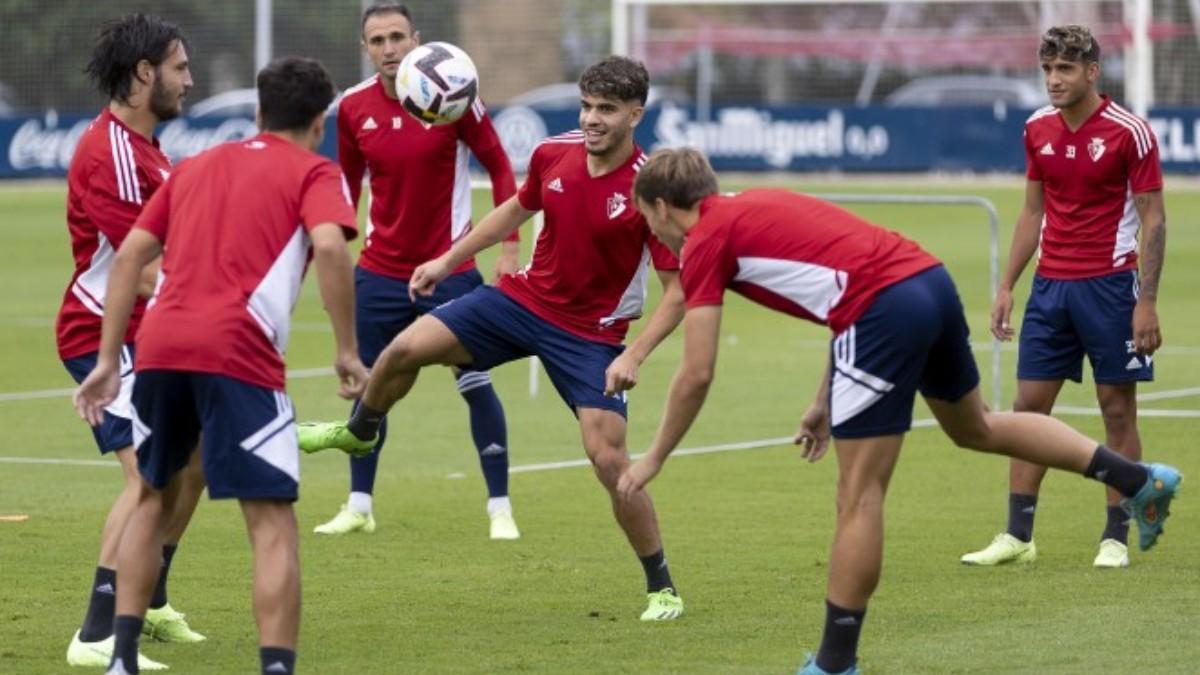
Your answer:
[638,549,675,593]
[456,371,509,498]
[348,410,387,495]
[149,544,177,610]
[260,646,296,674]
[110,615,143,674]
[1006,493,1038,543]
[1084,445,1149,497]
[79,566,116,642]
[346,400,386,442]
[816,600,865,674]
[1102,504,1131,543]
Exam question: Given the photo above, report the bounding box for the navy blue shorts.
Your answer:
[1017,271,1152,384]
[62,345,136,454]
[830,265,980,439]
[356,265,485,366]
[430,286,628,417]
[132,370,299,501]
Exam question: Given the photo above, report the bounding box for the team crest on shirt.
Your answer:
[607,192,628,219]
[1088,137,1106,161]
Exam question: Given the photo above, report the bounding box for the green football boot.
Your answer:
[143,603,206,643]
[639,588,683,621]
[297,422,376,457]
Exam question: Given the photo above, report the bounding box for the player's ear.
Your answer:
[654,197,669,221]
[254,108,263,132]
[412,30,421,46]
[628,102,645,128]
[310,112,327,149]
[135,59,155,87]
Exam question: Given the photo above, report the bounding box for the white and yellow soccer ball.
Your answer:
[396,42,479,126]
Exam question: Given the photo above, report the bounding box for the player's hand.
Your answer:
[334,352,370,400]
[794,403,831,463]
[617,455,662,500]
[990,287,1015,341]
[409,257,452,300]
[604,351,641,396]
[492,241,520,282]
[1132,298,1162,355]
[73,360,120,427]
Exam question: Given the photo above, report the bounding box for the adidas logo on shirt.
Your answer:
[1039,142,1054,156]
[1126,356,1143,370]
[547,177,563,193]
[362,117,378,130]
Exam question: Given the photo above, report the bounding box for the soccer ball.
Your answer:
[396,42,479,126]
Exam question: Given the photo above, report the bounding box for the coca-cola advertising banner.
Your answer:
[4,105,1200,177]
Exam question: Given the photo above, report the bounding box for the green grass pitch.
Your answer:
[1,178,1198,673]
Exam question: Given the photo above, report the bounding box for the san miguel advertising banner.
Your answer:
[4,104,1200,178]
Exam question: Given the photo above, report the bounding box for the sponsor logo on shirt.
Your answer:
[1066,145,1076,159]
[1088,137,1106,161]
[1039,142,1055,156]
[362,117,378,131]
[547,177,563,193]
[607,192,627,220]
[392,116,403,130]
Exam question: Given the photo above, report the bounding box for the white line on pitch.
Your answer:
[1054,405,1200,418]
[0,456,117,467]
[499,419,944,475]
[1135,386,1200,402]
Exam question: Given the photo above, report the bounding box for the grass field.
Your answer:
[1,178,1198,674]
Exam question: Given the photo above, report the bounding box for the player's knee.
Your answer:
[835,480,885,518]
[377,335,420,372]
[1097,394,1136,432]
[589,448,628,488]
[944,417,993,451]
[246,504,297,546]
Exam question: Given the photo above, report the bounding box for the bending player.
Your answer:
[618,148,1181,674]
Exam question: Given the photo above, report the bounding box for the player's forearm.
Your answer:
[812,350,832,408]
[1001,209,1043,290]
[313,244,359,359]
[1139,218,1166,301]
[645,365,712,463]
[444,197,528,269]
[98,250,145,366]
[624,274,686,364]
